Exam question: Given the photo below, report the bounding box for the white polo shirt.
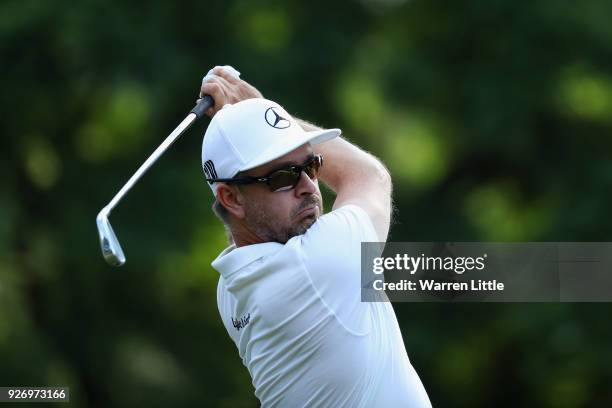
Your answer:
[213,204,431,408]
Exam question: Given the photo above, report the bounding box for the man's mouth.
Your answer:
[293,198,322,220]
[295,205,318,219]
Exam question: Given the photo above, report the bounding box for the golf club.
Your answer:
[96,95,214,266]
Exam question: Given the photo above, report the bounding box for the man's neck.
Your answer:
[230,225,266,248]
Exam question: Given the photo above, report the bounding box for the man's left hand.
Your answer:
[198,67,263,118]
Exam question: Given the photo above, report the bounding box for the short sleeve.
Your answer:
[297,204,379,334]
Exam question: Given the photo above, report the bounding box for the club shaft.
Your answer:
[105,113,197,212]
[103,95,213,214]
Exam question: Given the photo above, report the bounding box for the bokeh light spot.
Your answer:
[24,137,62,189]
[335,73,386,135]
[76,83,151,163]
[558,67,612,123]
[464,182,552,240]
[385,116,449,190]
[240,9,291,52]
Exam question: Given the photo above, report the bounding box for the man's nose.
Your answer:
[294,170,317,197]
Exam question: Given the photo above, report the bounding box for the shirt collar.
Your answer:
[212,242,283,277]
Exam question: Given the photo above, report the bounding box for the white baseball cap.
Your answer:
[201,98,340,194]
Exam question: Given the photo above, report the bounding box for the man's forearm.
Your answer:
[297,118,391,195]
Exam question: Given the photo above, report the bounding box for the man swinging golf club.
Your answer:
[200,66,431,407]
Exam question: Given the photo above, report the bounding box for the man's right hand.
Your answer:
[198,67,263,118]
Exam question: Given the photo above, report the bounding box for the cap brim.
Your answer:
[239,128,341,172]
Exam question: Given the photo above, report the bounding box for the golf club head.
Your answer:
[96,208,126,266]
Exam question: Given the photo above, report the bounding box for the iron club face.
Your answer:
[96,209,126,266]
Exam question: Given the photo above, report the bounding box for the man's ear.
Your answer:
[217,184,246,219]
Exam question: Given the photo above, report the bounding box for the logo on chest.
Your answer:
[232,313,251,331]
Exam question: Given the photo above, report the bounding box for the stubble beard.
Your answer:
[245,195,323,244]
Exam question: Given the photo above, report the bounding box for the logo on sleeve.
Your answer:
[232,313,251,331]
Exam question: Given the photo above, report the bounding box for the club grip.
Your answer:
[190,95,215,118]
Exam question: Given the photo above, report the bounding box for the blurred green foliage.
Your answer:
[1,0,612,406]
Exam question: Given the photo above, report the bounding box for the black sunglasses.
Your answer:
[207,155,323,192]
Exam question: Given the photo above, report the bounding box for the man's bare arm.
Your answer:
[298,119,392,242]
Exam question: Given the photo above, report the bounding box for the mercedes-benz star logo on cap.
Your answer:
[264,107,291,129]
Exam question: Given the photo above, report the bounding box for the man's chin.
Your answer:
[301,214,318,230]
[286,215,318,240]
